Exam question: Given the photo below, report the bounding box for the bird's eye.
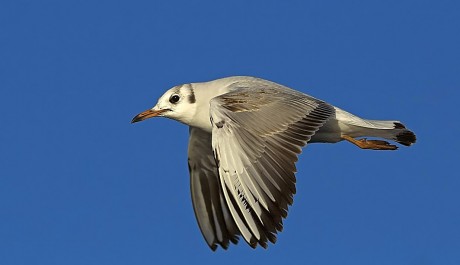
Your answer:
[169,94,180,104]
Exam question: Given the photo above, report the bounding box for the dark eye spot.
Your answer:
[169,94,180,104]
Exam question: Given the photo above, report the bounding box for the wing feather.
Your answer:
[209,79,335,248]
[188,127,239,250]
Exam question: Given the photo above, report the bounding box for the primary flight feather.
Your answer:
[131,76,416,250]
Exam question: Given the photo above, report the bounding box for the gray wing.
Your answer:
[210,81,335,248]
[188,127,240,250]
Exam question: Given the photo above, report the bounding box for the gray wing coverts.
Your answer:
[190,80,335,250]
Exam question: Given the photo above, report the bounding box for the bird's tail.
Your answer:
[335,108,416,146]
[349,119,417,146]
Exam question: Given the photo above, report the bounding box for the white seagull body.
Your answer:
[132,76,416,250]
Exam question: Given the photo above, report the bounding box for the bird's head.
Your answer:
[131,83,198,125]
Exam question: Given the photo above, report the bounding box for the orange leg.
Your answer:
[341,135,398,150]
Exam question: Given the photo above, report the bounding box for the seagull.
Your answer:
[131,76,416,250]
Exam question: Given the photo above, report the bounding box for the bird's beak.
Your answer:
[131,109,167,123]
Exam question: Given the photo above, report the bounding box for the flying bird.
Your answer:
[131,76,416,250]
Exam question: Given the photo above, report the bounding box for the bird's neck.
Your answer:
[185,81,229,133]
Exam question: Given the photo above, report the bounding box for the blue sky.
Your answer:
[1,0,459,264]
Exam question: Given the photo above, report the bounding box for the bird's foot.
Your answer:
[341,135,398,150]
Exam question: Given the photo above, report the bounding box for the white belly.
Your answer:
[309,117,343,143]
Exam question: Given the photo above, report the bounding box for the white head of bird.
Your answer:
[131,78,241,131]
[131,84,200,126]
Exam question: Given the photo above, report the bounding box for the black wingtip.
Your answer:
[396,130,417,146]
[210,244,218,252]
[394,122,406,129]
[393,122,416,146]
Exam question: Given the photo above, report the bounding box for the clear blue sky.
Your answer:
[1,0,459,264]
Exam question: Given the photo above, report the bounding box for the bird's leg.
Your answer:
[341,135,398,150]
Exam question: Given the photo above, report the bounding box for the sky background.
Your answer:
[1,0,459,264]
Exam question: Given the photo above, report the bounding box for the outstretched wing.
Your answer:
[210,81,335,248]
[188,127,240,250]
